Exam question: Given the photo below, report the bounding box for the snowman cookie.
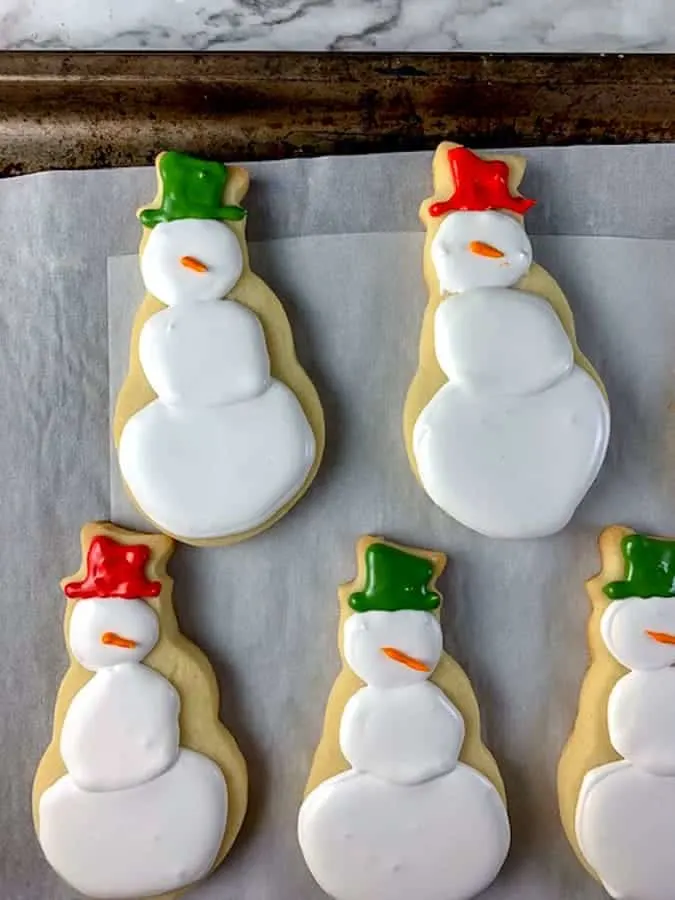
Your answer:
[404,143,610,539]
[559,526,675,900]
[115,151,324,545]
[298,537,510,900]
[33,522,247,900]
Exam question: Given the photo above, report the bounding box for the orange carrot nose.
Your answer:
[645,629,675,645]
[101,632,138,649]
[381,647,430,672]
[469,240,505,259]
[180,255,208,273]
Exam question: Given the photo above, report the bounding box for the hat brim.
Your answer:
[603,580,675,600]
[138,205,246,228]
[603,581,635,600]
[349,589,441,613]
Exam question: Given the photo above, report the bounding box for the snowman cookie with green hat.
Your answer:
[298,536,510,900]
[115,151,324,546]
[561,526,675,900]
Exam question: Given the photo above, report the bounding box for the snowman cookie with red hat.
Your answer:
[404,143,610,539]
[115,151,324,546]
[33,522,247,900]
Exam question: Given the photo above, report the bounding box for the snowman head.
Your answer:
[431,211,532,294]
[345,541,444,688]
[601,533,675,670]
[141,218,243,306]
[64,535,163,672]
[427,146,535,295]
[601,597,675,671]
[344,609,443,688]
[138,152,248,307]
[69,597,159,671]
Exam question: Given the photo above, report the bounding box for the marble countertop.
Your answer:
[0,0,672,52]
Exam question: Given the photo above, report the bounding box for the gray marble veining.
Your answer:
[0,0,672,52]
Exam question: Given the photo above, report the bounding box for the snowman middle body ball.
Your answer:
[115,152,324,546]
[404,144,610,539]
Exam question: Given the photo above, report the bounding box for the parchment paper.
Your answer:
[3,147,675,900]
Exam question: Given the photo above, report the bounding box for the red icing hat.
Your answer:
[429,147,536,218]
[64,535,161,600]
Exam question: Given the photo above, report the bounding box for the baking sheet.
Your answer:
[3,147,675,899]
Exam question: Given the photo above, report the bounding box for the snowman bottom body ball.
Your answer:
[298,540,510,900]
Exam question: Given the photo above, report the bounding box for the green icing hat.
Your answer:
[349,542,441,613]
[604,533,675,600]
[139,151,246,228]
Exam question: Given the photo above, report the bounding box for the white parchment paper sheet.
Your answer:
[3,147,675,900]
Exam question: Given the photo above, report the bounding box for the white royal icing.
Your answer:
[299,608,510,900]
[60,663,180,791]
[39,749,227,900]
[120,218,317,540]
[601,595,675,671]
[413,289,610,539]
[139,300,270,407]
[576,761,675,900]
[431,210,532,294]
[140,218,243,306]
[434,289,573,396]
[608,669,675,775]
[340,683,465,785]
[575,595,675,898]
[69,598,159,671]
[298,766,510,900]
[39,597,228,897]
[343,610,443,690]
[119,380,316,539]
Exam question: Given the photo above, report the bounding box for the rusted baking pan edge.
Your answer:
[0,52,673,175]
